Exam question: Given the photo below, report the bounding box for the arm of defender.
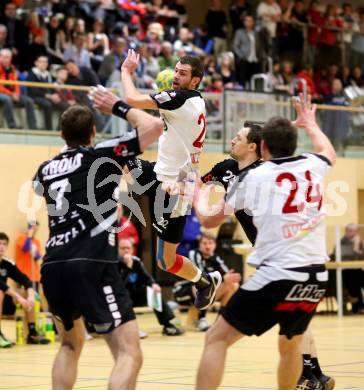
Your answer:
[292,93,336,166]
[121,49,158,110]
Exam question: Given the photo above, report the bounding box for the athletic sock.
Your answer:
[28,323,37,336]
[195,272,210,289]
[311,357,323,378]
[198,310,207,319]
[302,354,315,379]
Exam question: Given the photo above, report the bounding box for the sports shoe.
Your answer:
[194,271,222,310]
[296,376,323,390]
[26,333,51,345]
[317,374,335,390]
[195,317,210,332]
[162,324,184,336]
[0,332,13,348]
[139,330,148,339]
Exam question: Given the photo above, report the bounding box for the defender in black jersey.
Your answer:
[0,232,35,347]
[92,52,222,313]
[33,104,164,389]
[195,95,336,390]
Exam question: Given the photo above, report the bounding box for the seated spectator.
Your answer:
[217,51,236,88]
[98,37,127,85]
[295,64,317,97]
[0,232,45,347]
[117,204,140,256]
[26,30,49,71]
[45,15,64,65]
[55,67,76,107]
[322,78,349,151]
[0,2,29,70]
[87,19,110,72]
[192,24,214,55]
[145,22,164,56]
[331,223,364,314]
[233,15,268,88]
[349,66,364,87]
[63,32,92,69]
[0,24,9,51]
[118,238,183,337]
[173,27,204,56]
[0,48,37,129]
[59,16,76,52]
[174,233,241,331]
[27,55,69,130]
[341,65,351,88]
[157,41,179,70]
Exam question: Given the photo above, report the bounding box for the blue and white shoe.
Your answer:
[194,271,222,310]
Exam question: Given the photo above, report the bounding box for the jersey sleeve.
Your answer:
[3,258,33,289]
[225,170,251,212]
[303,153,332,177]
[150,89,199,111]
[94,129,141,165]
[201,161,226,184]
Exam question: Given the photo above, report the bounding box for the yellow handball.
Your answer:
[156,69,174,92]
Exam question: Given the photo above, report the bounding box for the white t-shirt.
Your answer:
[257,1,281,38]
[227,153,331,269]
[150,89,206,182]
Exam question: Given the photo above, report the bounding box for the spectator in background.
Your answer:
[322,78,349,151]
[157,41,179,70]
[295,64,316,96]
[0,2,29,70]
[256,0,282,58]
[205,0,228,60]
[140,44,160,87]
[341,65,351,88]
[59,16,76,52]
[351,12,364,71]
[192,24,214,56]
[27,55,69,130]
[0,48,37,129]
[118,238,183,336]
[177,208,201,258]
[173,27,203,56]
[87,19,110,72]
[15,222,42,291]
[63,32,92,69]
[233,15,268,88]
[145,22,164,56]
[229,0,252,32]
[0,25,9,51]
[98,37,126,85]
[331,224,364,314]
[45,15,64,65]
[341,3,359,66]
[217,51,236,88]
[318,5,343,67]
[349,66,364,87]
[55,67,76,107]
[117,204,140,256]
[26,30,49,70]
[306,0,324,66]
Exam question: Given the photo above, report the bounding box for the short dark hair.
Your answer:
[61,105,95,147]
[244,121,264,158]
[262,116,297,158]
[0,232,9,243]
[179,55,204,81]
[199,232,216,242]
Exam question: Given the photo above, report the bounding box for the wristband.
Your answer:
[112,100,131,120]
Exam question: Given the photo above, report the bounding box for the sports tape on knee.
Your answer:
[166,254,184,274]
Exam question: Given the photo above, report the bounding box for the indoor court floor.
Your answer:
[0,313,363,390]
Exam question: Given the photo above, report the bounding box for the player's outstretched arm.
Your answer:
[121,49,158,110]
[292,93,336,165]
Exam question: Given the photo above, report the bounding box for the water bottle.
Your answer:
[15,304,24,346]
[45,318,55,343]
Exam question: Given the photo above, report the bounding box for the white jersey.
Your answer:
[227,153,332,269]
[150,89,206,182]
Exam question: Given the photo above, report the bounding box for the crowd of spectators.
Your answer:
[0,0,363,130]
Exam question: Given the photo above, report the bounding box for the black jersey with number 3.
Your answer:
[201,158,262,244]
[33,131,141,265]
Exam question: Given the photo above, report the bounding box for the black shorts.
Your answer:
[221,265,327,339]
[127,158,186,244]
[41,261,135,333]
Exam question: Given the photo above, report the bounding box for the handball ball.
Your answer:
[156,69,174,92]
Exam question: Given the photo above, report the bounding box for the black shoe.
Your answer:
[317,374,335,390]
[162,324,184,336]
[296,376,323,390]
[194,271,222,310]
[27,333,50,345]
